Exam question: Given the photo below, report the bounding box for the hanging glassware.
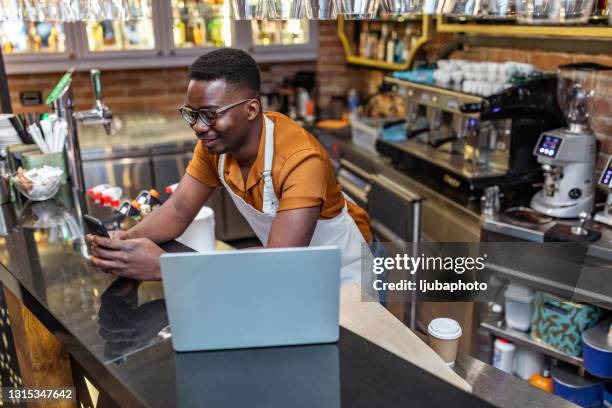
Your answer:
[337,0,380,19]
[255,0,338,18]
[516,0,593,23]
[58,0,87,22]
[255,0,280,19]
[1,0,24,20]
[289,0,313,19]
[124,0,152,19]
[43,0,61,21]
[19,0,36,21]
[438,0,515,17]
[230,0,256,19]
[310,0,337,18]
[380,0,422,15]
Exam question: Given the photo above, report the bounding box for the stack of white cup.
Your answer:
[433,59,536,97]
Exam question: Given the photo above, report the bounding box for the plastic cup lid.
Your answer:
[428,318,462,340]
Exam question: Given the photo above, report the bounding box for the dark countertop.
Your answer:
[0,195,496,408]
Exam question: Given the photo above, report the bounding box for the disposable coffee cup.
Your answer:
[428,318,462,367]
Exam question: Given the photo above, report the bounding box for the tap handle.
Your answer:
[91,69,102,102]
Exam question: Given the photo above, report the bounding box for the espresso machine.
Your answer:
[378,76,565,204]
[530,64,605,218]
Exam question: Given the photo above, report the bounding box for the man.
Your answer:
[88,48,373,284]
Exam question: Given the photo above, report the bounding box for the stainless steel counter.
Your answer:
[454,354,578,408]
[483,214,612,261]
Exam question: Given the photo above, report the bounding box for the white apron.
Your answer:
[217,115,372,286]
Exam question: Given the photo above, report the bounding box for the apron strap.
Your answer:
[216,115,279,215]
[262,115,279,214]
[217,152,226,181]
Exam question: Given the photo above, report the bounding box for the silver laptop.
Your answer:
[160,246,341,352]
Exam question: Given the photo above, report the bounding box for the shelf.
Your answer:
[481,319,584,368]
[337,15,433,71]
[437,17,612,38]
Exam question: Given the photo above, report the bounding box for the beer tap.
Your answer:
[51,68,113,194]
[73,69,114,135]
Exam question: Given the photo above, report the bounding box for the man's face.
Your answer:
[185,79,257,155]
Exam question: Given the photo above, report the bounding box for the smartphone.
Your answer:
[83,214,110,238]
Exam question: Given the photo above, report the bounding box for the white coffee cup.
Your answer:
[428,318,462,367]
[176,206,215,252]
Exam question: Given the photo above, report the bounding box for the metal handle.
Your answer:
[579,211,590,228]
[90,69,102,102]
[571,211,591,236]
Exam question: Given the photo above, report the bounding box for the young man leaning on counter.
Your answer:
[87,48,375,284]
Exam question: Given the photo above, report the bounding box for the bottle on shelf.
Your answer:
[148,189,163,208]
[348,89,359,113]
[529,358,553,393]
[402,26,413,63]
[188,4,206,46]
[172,7,186,46]
[130,200,143,221]
[359,22,369,58]
[394,30,405,64]
[492,337,516,374]
[386,30,396,64]
[366,25,377,60]
[114,200,142,227]
[376,25,387,61]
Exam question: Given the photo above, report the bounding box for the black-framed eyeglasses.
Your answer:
[178,98,257,127]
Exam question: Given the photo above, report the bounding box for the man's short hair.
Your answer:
[189,48,260,96]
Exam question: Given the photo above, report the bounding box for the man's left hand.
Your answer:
[89,235,165,280]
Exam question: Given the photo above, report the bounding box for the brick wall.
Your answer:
[6,61,315,116]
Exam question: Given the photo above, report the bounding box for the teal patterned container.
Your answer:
[530,292,602,357]
[21,151,67,184]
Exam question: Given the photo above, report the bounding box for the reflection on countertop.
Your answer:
[98,278,169,364]
[0,192,496,408]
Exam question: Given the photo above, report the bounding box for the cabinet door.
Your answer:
[164,0,233,54]
[237,20,318,63]
[2,21,78,74]
[73,0,162,59]
[82,156,153,217]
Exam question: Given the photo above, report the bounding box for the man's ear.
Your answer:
[246,99,261,121]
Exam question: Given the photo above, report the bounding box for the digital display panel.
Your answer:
[537,135,562,158]
[600,158,612,187]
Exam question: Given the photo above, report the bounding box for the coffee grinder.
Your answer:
[594,156,612,227]
[530,64,606,218]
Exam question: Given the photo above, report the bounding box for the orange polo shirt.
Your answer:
[186,111,372,244]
